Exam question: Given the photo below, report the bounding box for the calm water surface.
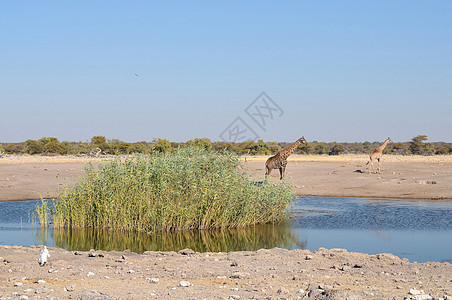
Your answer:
[1,197,451,263]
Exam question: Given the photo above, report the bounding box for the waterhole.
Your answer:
[1,197,451,262]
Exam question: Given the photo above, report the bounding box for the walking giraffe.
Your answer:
[366,137,393,174]
[265,137,308,181]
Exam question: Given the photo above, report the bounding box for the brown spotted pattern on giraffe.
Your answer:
[265,137,308,181]
[366,137,393,174]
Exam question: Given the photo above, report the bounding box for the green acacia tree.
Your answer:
[152,138,172,153]
[25,139,44,154]
[328,143,345,155]
[186,138,212,151]
[314,142,328,155]
[410,135,428,155]
[38,137,64,154]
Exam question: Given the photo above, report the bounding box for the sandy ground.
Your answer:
[242,155,452,200]
[0,156,104,201]
[1,155,452,299]
[3,154,451,201]
[1,246,451,299]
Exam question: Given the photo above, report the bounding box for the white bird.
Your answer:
[38,246,50,266]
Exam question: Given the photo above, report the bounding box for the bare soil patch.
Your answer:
[1,245,451,299]
[1,154,451,201]
[242,155,452,200]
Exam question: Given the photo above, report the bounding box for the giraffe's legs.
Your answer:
[377,158,381,174]
[265,167,272,179]
[279,166,285,182]
[369,159,373,174]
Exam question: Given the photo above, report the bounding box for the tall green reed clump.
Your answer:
[50,148,293,232]
[33,198,52,227]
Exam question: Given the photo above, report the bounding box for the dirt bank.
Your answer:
[242,155,452,200]
[1,155,451,201]
[1,246,451,299]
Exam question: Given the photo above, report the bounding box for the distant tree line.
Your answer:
[0,135,450,156]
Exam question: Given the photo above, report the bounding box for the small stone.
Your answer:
[64,284,75,292]
[410,289,424,295]
[19,295,29,300]
[35,287,49,294]
[127,270,135,274]
[305,255,313,260]
[230,272,249,279]
[341,265,351,271]
[415,295,433,300]
[178,249,195,255]
[37,279,46,284]
[179,280,192,287]
[149,278,159,284]
[14,282,23,287]
[228,296,240,300]
[87,272,95,277]
[230,261,238,267]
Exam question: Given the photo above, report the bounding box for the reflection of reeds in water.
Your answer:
[32,227,50,246]
[51,223,299,253]
[42,148,293,232]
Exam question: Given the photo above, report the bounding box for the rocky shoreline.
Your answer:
[1,245,451,299]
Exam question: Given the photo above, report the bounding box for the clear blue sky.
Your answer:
[1,1,451,143]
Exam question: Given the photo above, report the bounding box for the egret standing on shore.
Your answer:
[38,246,50,266]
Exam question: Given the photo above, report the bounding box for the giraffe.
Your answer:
[366,137,393,174]
[265,137,307,181]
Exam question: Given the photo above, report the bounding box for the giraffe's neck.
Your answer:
[279,139,301,159]
[376,139,390,152]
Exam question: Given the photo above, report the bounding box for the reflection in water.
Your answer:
[3,198,451,262]
[48,222,301,253]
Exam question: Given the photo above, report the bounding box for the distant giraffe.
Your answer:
[265,137,308,181]
[366,137,393,174]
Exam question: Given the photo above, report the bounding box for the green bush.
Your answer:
[186,138,212,151]
[25,140,44,154]
[152,138,172,153]
[46,148,293,232]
